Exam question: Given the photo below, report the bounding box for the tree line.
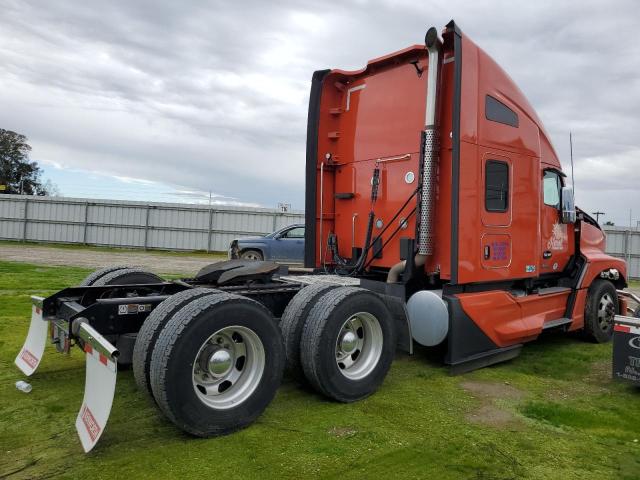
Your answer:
[0,128,57,195]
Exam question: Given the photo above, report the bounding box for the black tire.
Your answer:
[634,306,640,319]
[280,283,338,376]
[132,287,219,399]
[300,287,396,403]
[79,266,130,286]
[149,292,285,437]
[92,268,163,286]
[240,249,263,261]
[584,279,618,343]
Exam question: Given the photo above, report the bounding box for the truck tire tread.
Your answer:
[584,279,617,343]
[132,287,218,398]
[300,286,395,403]
[92,268,163,286]
[149,292,284,437]
[79,266,130,286]
[280,282,338,375]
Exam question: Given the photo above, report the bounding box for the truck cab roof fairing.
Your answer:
[458,26,561,168]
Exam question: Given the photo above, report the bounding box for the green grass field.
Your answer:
[1,260,639,479]
[0,239,228,257]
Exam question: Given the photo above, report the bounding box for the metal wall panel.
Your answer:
[0,219,23,239]
[0,194,304,253]
[3,195,634,278]
[604,228,640,279]
[0,198,25,219]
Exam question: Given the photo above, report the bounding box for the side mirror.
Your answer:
[561,186,576,224]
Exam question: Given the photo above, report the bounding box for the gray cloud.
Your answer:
[0,0,639,224]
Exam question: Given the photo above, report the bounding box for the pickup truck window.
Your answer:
[283,227,305,238]
[485,160,509,212]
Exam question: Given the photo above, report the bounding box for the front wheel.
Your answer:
[240,250,263,261]
[149,292,284,437]
[583,279,617,343]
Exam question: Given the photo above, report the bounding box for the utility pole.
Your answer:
[592,211,605,223]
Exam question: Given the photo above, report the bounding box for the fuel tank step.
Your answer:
[542,317,573,330]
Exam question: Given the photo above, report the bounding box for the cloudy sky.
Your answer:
[1,0,638,223]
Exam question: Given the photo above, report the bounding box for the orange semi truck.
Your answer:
[15,21,627,452]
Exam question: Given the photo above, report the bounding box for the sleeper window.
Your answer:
[485,161,509,212]
[485,95,519,127]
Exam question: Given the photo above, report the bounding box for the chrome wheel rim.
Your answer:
[243,252,261,261]
[192,325,265,410]
[335,312,383,380]
[597,293,616,333]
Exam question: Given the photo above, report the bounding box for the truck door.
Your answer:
[480,155,512,271]
[273,226,305,263]
[539,169,572,274]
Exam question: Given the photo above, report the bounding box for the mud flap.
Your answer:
[14,296,47,376]
[75,323,119,453]
[612,314,640,386]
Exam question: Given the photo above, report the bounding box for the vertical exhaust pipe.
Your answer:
[388,26,441,282]
[418,26,441,256]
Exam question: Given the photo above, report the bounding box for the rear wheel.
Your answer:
[280,283,338,376]
[300,287,396,402]
[584,279,617,343]
[79,266,130,286]
[240,250,263,261]
[133,287,219,399]
[90,268,164,368]
[92,268,163,286]
[149,292,285,436]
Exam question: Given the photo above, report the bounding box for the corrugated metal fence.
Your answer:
[0,194,637,278]
[0,194,304,252]
[603,227,640,280]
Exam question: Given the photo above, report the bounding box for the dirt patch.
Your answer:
[545,360,611,401]
[460,380,525,401]
[466,405,517,427]
[328,426,357,438]
[0,243,221,275]
[585,359,612,384]
[461,380,526,428]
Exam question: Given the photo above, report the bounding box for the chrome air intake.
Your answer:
[418,27,441,256]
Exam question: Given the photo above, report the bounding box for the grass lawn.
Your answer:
[0,261,639,479]
[0,239,228,257]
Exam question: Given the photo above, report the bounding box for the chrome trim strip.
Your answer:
[77,322,119,360]
[31,295,44,309]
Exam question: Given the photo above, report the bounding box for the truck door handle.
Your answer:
[484,245,490,260]
[543,251,552,259]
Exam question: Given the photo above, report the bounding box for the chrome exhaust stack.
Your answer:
[417,26,441,257]
[387,26,441,283]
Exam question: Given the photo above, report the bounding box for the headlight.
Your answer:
[228,240,239,259]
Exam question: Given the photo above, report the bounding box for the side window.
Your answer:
[485,160,509,212]
[485,95,519,128]
[283,227,305,238]
[543,171,561,208]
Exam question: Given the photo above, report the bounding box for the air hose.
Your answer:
[332,163,380,275]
